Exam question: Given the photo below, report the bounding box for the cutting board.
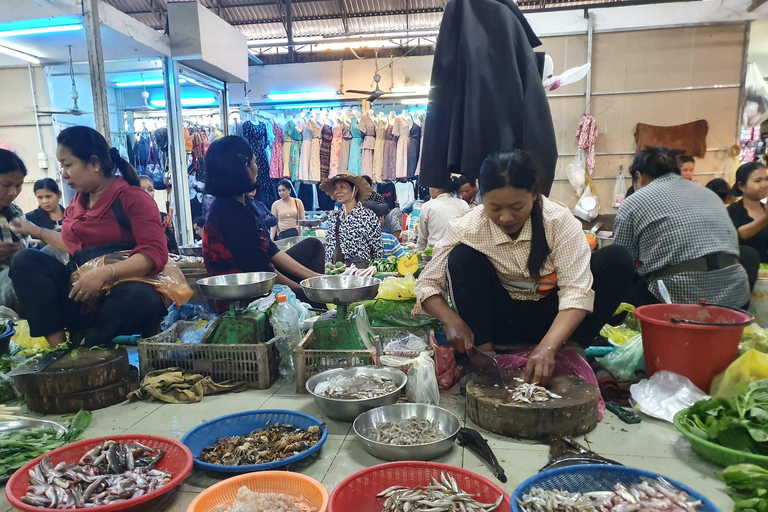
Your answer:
[13,348,131,396]
[466,371,599,440]
[25,367,139,415]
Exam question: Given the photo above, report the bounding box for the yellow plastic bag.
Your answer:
[740,323,768,354]
[11,320,49,352]
[376,274,416,301]
[711,349,768,398]
[72,251,193,306]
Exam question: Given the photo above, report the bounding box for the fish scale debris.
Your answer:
[377,471,504,511]
[370,417,445,445]
[507,378,562,403]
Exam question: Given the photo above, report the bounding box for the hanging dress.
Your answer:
[360,114,376,179]
[270,120,284,179]
[348,116,362,176]
[339,121,352,173]
[286,120,302,180]
[320,123,333,180]
[415,115,425,176]
[330,122,343,177]
[308,119,322,182]
[382,123,398,182]
[282,120,293,179]
[299,119,312,181]
[373,118,387,183]
[244,121,273,205]
[393,116,410,179]
[407,121,422,178]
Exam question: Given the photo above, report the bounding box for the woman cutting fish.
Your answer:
[414,150,634,384]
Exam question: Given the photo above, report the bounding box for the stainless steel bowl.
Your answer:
[0,418,67,436]
[306,366,406,422]
[300,276,381,305]
[197,272,276,301]
[353,404,461,461]
[179,244,203,257]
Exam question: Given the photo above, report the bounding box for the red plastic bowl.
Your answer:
[6,434,194,512]
[328,461,510,512]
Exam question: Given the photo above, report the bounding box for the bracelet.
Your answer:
[108,264,116,283]
[38,227,44,239]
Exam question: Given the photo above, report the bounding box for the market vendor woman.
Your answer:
[414,150,633,383]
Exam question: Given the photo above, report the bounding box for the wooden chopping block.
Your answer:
[13,348,130,396]
[25,367,139,415]
[466,372,599,440]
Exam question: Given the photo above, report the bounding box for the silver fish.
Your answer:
[377,472,504,512]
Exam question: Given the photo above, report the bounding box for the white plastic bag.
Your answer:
[612,172,626,208]
[565,150,587,196]
[743,63,768,128]
[629,371,710,423]
[573,185,599,222]
[406,352,439,405]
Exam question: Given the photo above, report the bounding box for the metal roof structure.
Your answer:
[105,0,679,63]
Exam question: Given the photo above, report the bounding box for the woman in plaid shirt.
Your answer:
[415,150,634,384]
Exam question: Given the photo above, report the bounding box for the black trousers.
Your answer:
[281,238,325,306]
[10,249,166,346]
[447,244,634,348]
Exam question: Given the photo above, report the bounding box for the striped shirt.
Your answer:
[415,197,594,315]
[614,173,750,306]
[382,230,405,259]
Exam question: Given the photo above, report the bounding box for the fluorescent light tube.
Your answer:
[0,25,83,37]
[267,91,337,102]
[0,45,40,64]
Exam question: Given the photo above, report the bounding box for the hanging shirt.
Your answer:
[376,182,397,209]
[394,181,415,208]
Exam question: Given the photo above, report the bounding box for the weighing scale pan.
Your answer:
[300,276,381,305]
[197,272,277,301]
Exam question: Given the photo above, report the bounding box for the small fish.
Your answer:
[378,472,504,511]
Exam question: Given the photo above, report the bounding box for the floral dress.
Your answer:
[282,120,292,179]
[382,123,397,181]
[285,120,302,180]
[348,116,362,176]
[393,116,410,179]
[320,123,333,180]
[270,120,284,179]
[330,122,343,178]
[373,118,387,183]
[359,114,376,179]
[339,122,352,173]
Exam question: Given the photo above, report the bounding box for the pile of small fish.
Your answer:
[508,377,562,404]
[215,486,317,512]
[314,373,399,400]
[517,479,703,512]
[200,424,322,466]
[370,418,445,446]
[377,472,504,512]
[22,440,171,508]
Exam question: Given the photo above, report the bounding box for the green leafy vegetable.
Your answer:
[723,464,768,511]
[0,409,92,477]
[681,380,768,455]
[369,256,399,274]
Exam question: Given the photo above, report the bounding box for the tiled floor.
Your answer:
[2,380,733,511]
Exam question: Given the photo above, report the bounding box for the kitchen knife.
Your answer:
[468,349,505,387]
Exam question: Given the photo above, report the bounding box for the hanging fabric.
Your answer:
[298,119,312,181]
[348,116,362,175]
[383,122,397,181]
[270,120,284,179]
[339,119,352,173]
[360,114,376,178]
[407,121,422,178]
[373,118,387,182]
[320,122,333,180]
[577,113,598,176]
[330,121,343,178]
[393,116,409,179]
[308,119,322,182]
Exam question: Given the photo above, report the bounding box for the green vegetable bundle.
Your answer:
[681,380,768,455]
[724,464,768,511]
[0,409,91,477]
[369,256,399,273]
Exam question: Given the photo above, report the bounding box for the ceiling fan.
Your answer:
[36,46,91,117]
[346,72,390,103]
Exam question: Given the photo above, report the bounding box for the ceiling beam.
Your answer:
[226,7,444,26]
[336,0,349,34]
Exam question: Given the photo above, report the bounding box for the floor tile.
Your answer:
[0,488,12,512]
[462,447,549,497]
[148,490,199,512]
[579,415,682,458]
[87,401,165,430]
[259,396,352,437]
[128,428,187,441]
[463,415,550,451]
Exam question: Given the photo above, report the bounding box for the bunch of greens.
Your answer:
[723,464,768,511]
[0,409,92,478]
[369,256,399,273]
[681,380,768,455]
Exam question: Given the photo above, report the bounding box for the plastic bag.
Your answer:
[407,352,440,405]
[384,333,428,352]
[612,172,626,208]
[180,320,209,345]
[496,348,605,420]
[710,349,768,399]
[72,251,193,306]
[600,303,641,347]
[565,150,587,196]
[630,371,710,422]
[740,323,768,354]
[573,185,599,222]
[376,275,416,301]
[431,338,465,390]
[246,284,315,326]
[600,333,644,382]
[743,63,768,128]
[11,320,49,352]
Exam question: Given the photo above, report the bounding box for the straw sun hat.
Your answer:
[319,171,373,202]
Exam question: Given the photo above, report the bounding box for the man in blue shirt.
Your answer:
[362,201,405,259]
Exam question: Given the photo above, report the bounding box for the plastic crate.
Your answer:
[138,321,279,389]
[295,326,434,393]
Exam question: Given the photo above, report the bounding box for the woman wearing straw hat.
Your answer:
[320,171,383,264]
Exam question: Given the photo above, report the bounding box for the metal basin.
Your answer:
[0,418,66,437]
[300,276,381,305]
[306,367,406,422]
[353,404,461,461]
[197,272,276,301]
[179,244,203,257]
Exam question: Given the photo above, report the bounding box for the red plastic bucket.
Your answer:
[634,302,753,392]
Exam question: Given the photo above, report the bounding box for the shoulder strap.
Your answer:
[111,195,132,232]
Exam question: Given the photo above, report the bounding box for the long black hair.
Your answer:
[705,178,731,203]
[0,149,28,176]
[57,126,140,187]
[33,178,60,195]
[479,150,550,279]
[204,136,257,197]
[732,161,766,198]
[629,146,684,180]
